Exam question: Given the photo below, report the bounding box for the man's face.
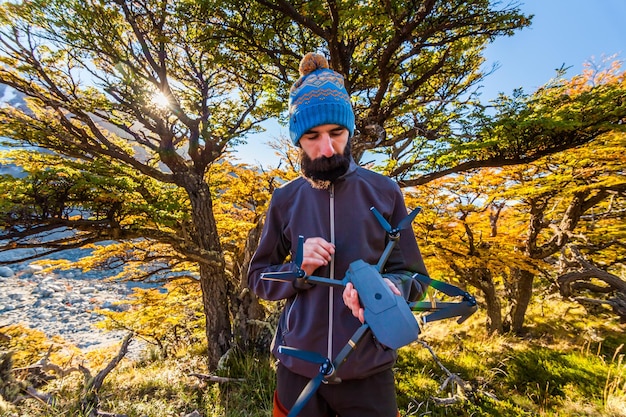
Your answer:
[299,124,351,185]
[299,124,349,159]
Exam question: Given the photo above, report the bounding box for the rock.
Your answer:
[25,264,44,274]
[79,286,97,295]
[36,287,55,298]
[47,284,65,292]
[38,312,54,320]
[7,293,26,302]
[0,266,14,277]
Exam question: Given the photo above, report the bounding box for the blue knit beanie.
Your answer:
[289,53,355,145]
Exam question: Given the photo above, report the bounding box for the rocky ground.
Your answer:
[0,261,143,353]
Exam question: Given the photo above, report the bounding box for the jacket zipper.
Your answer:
[284,293,298,334]
[327,184,335,359]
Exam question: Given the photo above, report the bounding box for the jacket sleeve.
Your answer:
[383,271,426,302]
[247,190,300,301]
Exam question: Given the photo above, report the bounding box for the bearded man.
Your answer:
[248,52,429,417]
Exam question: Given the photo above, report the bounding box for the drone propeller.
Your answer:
[397,207,422,232]
[278,346,329,365]
[413,273,471,298]
[260,235,306,281]
[373,207,421,272]
[278,346,334,417]
[370,206,421,237]
[410,273,478,324]
[288,372,326,417]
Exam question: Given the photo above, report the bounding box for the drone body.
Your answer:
[345,259,419,349]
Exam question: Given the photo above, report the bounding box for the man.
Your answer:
[248,52,429,417]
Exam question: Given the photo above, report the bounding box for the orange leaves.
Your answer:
[563,56,625,96]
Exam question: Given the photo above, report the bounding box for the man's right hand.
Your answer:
[300,237,335,276]
[343,282,365,323]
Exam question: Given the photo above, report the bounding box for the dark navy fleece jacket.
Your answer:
[248,160,428,380]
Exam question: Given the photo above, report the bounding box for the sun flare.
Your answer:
[151,91,170,108]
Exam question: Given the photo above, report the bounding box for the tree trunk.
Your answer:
[186,177,232,369]
[453,265,503,334]
[477,277,503,334]
[469,269,502,334]
[198,263,232,368]
[230,215,270,352]
[506,268,534,334]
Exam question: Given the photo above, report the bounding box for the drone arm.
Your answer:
[326,323,371,383]
[375,237,398,271]
[304,275,347,289]
[293,276,316,291]
[410,300,478,324]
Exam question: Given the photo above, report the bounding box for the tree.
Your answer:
[200,0,532,168]
[406,64,626,333]
[0,0,280,368]
[198,1,624,183]
[2,0,624,367]
[502,129,626,329]
[406,129,625,334]
[557,246,626,322]
[495,63,626,332]
[405,169,540,334]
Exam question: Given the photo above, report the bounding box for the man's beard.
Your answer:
[301,142,351,189]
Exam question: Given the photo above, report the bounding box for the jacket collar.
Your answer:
[335,158,358,182]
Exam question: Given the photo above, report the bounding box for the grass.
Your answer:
[391,300,626,417]
[1,300,625,417]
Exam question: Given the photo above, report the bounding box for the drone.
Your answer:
[261,206,477,417]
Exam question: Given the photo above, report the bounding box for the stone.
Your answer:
[80,287,97,295]
[0,266,14,277]
[25,264,44,274]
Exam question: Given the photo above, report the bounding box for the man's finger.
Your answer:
[383,278,401,296]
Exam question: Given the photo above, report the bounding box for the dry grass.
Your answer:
[1,298,624,417]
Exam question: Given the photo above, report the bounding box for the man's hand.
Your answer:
[343,278,401,323]
[301,237,335,276]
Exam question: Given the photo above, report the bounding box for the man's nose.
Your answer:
[319,134,335,158]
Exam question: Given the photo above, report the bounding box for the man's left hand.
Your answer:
[342,278,401,323]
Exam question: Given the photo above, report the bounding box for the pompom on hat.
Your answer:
[288,53,355,145]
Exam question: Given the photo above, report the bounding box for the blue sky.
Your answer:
[235,1,626,165]
[480,0,626,100]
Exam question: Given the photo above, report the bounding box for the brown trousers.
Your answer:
[273,364,400,417]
